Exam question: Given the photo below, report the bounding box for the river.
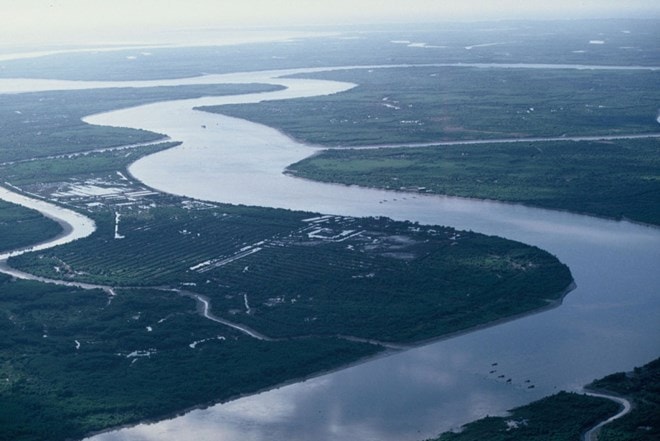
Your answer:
[0,186,95,261]
[84,66,659,440]
[0,65,658,440]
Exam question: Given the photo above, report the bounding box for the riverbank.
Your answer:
[427,356,659,441]
[80,65,660,441]
[0,185,95,261]
[286,137,660,226]
[0,148,576,440]
[1,60,659,441]
[428,391,620,441]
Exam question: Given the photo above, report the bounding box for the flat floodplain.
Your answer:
[288,137,660,225]
[212,67,660,145]
[0,79,572,440]
[0,19,658,441]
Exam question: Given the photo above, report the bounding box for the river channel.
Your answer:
[0,65,658,440]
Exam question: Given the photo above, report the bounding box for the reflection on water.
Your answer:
[10,68,654,441]
[0,186,95,261]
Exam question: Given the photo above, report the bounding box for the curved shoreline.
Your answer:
[80,281,577,441]
[0,185,96,263]
[1,64,658,440]
[77,67,660,440]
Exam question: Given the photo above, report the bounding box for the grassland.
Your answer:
[288,138,660,225]
[8,203,572,343]
[428,356,660,441]
[0,141,179,187]
[0,83,281,163]
[201,65,660,225]
[209,66,660,145]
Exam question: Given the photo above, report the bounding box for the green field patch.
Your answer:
[207,66,660,146]
[288,138,660,225]
[0,141,178,187]
[0,83,282,163]
[9,205,572,343]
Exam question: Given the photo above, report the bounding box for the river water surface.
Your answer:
[1,66,658,441]
[80,66,660,441]
[0,186,95,261]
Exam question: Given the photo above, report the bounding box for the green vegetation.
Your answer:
[288,138,660,225]
[206,66,660,225]
[209,66,660,145]
[3,23,654,440]
[590,357,660,441]
[0,83,281,163]
[8,205,572,343]
[0,200,62,253]
[429,392,619,441]
[0,274,378,441]
[0,201,572,441]
[204,219,571,342]
[0,103,572,344]
[0,111,573,440]
[0,141,179,186]
[429,356,660,441]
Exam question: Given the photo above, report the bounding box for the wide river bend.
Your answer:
[0,65,657,441]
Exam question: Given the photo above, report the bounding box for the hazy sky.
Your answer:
[2,0,659,47]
